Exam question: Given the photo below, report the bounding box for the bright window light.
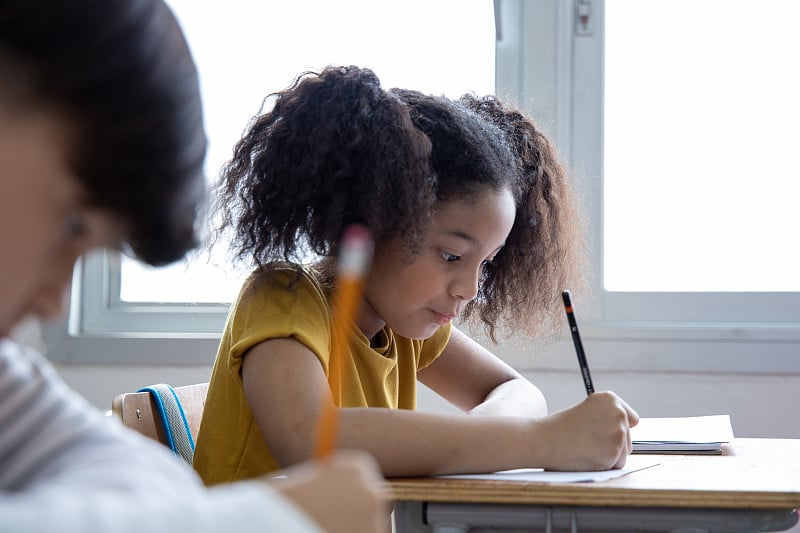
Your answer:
[121,0,495,303]
[604,0,800,292]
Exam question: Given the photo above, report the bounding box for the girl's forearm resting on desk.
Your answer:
[264,397,634,477]
[338,408,543,477]
[334,391,634,477]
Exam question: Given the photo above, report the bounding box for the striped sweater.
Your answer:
[0,339,320,533]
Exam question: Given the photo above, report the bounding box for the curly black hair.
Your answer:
[213,66,587,341]
[213,65,434,266]
[460,94,588,340]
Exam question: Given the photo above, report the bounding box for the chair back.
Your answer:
[111,382,209,462]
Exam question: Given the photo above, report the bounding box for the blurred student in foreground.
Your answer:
[0,2,387,532]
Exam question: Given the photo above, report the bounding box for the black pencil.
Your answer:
[562,290,595,395]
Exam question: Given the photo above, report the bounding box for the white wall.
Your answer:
[57,352,800,440]
[56,363,212,412]
[418,369,800,439]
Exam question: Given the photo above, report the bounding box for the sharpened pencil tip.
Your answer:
[562,289,572,307]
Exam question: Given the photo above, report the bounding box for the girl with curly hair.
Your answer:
[193,65,638,482]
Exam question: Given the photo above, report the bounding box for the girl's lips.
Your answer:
[432,311,455,326]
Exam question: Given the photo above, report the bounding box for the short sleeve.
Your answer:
[225,267,333,378]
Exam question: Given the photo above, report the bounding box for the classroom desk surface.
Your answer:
[387,438,800,532]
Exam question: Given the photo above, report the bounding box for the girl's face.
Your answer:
[360,187,516,340]
[0,107,125,338]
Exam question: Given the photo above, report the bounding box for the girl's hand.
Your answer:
[536,391,639,471]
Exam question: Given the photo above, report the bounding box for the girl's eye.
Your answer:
[482,250,502,268]
[440,250,460,263]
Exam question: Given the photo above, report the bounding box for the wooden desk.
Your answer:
[388,438,800,532]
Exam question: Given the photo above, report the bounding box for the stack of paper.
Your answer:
[631,414,734,454]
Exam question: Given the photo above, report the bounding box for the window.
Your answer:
[53,0,800,374]
[117,0,497,311]
[566,0,800,375]
[590,0,800,325]
[49,0,497,362]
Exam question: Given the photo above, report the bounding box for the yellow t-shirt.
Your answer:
[193,263,451,485]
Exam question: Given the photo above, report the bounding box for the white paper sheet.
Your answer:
[437,455,660,483]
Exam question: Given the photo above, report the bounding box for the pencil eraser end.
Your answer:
[341,224,372,247]
[339,224,373,276]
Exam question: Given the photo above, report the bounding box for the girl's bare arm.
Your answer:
[242,336,637,478]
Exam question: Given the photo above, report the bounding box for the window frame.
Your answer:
[46,0,800,376]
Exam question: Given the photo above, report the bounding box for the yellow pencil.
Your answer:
[314,224,373,459]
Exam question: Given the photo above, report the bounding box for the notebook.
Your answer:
[631,414,734,454]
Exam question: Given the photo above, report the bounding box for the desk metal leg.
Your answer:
[393,501,800,533]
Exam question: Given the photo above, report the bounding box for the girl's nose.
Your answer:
[449,267,481,302]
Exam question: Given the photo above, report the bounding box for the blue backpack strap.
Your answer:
[137,383,195,465]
